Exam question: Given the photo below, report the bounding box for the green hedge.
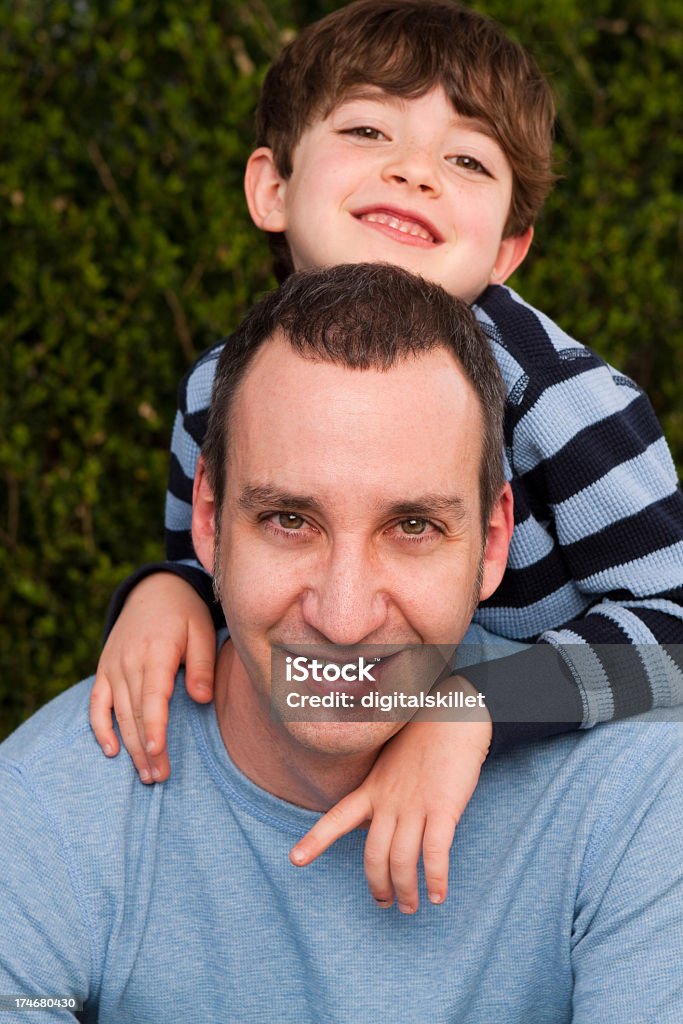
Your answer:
[2,0,682,737]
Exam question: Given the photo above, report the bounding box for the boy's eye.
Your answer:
[340,126,387,141]
[448,154,491,176]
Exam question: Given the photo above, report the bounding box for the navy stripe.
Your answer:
[165,528,198,563]
[482,546,573,609]
[478,286,559,365]
[593,644,653,720]
[519,393,665,505]
[563,492,683,579]
[185,408,209,448]
[637,609,683,645]
[558,613,631,645]
[168,454,193,504]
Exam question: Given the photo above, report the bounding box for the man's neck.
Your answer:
[214,642,379,811]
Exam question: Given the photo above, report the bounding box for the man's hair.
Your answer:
[203,263,506,536]
[256,0,556,281]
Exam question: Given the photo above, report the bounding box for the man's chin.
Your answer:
[284,719,403,759]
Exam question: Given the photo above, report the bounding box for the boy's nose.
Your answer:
[381,147,441,195]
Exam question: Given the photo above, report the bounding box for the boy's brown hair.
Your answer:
[255,0,556,282]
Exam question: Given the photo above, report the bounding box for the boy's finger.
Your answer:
[139,666,174,782]
[89,672,120,757]
[290,790,373,866]
[389,817,425,914]
[184,620,217,703]
[421,811,458,906]
[112,684,154,783]
[364,814,398,907]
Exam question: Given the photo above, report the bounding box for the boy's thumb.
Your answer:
[185,621,216,702]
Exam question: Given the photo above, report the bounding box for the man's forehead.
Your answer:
[227,338,483,522]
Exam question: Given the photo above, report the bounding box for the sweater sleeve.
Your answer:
[467,286,683,750]
[103,342,227,637]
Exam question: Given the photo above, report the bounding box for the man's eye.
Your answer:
[277,513,306,530]
[400,518,429,535]
[448,154,490,175]
[340,126,386,140]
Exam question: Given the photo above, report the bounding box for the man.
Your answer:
[1,264,682,1023]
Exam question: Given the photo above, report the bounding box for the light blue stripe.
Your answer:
[165,492,192,532]
[582,541,683,594]
[170,414,201,480]
[618,597,683,622]
[587,602,657,643]
[473,581,591,639]
[545,633,612,727]
[512,366,641,475]
[506,516,555,570]
[554,438,679,544]
[185,357,219,415]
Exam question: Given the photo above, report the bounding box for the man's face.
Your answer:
[246,87,532,304]
[194,333,511,760]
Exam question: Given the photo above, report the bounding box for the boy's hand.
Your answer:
[289,678,491,913]
[90,573,216,782]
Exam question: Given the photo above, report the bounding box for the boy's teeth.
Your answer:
[363,211,434,242]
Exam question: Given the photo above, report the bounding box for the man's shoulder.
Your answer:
[0,677,98,777]
[0,675,187,802]
[497,714,683,813]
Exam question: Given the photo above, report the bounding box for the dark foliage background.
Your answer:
[1,0,681,737]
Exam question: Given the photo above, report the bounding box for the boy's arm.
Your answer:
[470,285,683,748]
[93,343,227,777]
[103,340,227,637]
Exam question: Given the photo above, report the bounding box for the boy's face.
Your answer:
[246,87,532,303]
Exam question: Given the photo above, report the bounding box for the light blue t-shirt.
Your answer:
[1,676,683,1023]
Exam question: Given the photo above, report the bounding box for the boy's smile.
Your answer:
[246,87,532,303]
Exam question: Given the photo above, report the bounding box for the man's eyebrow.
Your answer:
[237,487,470,524]
[237,485,324,515]
[381,495,469,523]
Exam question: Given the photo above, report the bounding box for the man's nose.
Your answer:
[301,542,389,646]
[381,144,441,195]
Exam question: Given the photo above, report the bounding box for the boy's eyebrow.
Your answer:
[238,485,469,523]
[333,88,497,141]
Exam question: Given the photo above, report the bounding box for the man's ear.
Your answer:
[192,457,217,575]
[244,147,289,233]
[478,482,514,602]
[489,227,534,286]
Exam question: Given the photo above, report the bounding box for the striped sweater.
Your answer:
[111,284,683,748]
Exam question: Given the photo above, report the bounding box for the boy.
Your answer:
[91,0,683,913]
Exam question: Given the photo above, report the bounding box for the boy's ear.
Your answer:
[244,147,289,233]
[489,227,534,286]
[191,457,217,575]
[478,482,514,603]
